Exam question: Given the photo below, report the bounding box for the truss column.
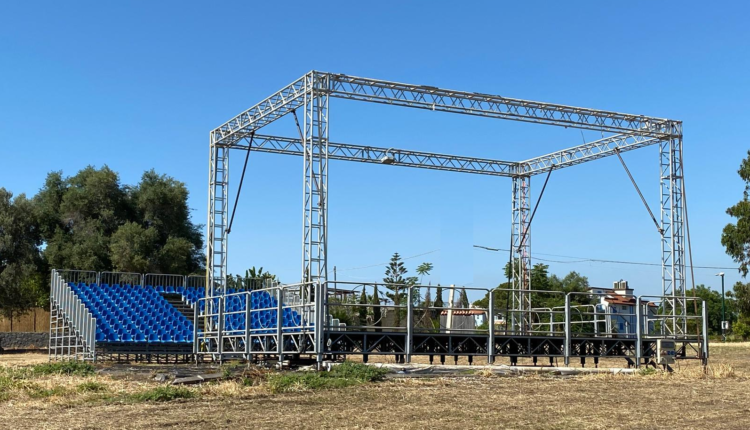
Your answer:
[511,175,531,333]
[660,124,686,335]
[300,73,329,359]
[207,136,229,301]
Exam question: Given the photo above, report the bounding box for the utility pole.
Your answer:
[716,272,726,342]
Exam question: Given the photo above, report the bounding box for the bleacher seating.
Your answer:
[71,283,193,343]
[68,283,306,346]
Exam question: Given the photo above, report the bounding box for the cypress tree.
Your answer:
[434,284,444,308]
[459,288,470,308]
[358,288,368,324]
[372,285,382,328]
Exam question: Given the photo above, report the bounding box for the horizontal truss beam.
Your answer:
[520,133,665,175]
[211,71,682,146]
[326,73,679,138]
[227,133,666,177]
[211,73,310,145]
[229,133,518,176]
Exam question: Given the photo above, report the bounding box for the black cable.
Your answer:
[292,110,304,141]
[518,166,555,252]
[226,131,254,234]
[473,245,738,270]
[614,148,663,236]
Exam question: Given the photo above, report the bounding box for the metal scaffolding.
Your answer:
[207,70,686,341]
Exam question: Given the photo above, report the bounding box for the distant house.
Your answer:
[440,309,486,331]
[588,280,656,336]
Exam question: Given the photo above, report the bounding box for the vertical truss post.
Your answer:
[207,135,229,300]
[564,294,571,366]
[301,72,329,364]
[406,286,413,363]
[488,290,495,364]
[511,175,532,333]
[659,126,686,335]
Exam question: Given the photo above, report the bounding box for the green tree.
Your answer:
[383,253,419,326]
[37,166,203,275]
[531,263,550,291]
[690,284,737,335]
[434,285,444,308]
[39,166,131,271]
[128,170,203,272]
[721,152,750,276]
[458,288,470,308]
[226,267,277,290]
[0,189,46,317]
[109,222,159,273]
[383,252,408,306]
[733,281,750,317]
[358,288,368,324]
[371,285,382,328]
[415,262,433,284]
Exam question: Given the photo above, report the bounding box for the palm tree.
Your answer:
[416,262,433,285]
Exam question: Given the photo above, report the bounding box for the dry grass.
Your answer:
[1,345,749,429]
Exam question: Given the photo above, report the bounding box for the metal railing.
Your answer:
[194,281,318,362]
[99,271,142,286]
[49,270,96,361]
[144,273,185,288]
[48,269,709,366]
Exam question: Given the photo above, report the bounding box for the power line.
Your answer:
[473,245,737,271]
[336,249,440,272]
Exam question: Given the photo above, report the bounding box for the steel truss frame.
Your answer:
[207,70,687,342]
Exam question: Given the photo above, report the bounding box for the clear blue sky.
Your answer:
[1,1,748,300]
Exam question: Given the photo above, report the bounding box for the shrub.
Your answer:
[77,381,108,393]
[28,385,67,398]
[732,320,750,340]
[327,361,388,382]
[32,361,95,377]
[267,361,388,393]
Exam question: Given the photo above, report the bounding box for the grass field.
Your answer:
[1,344,748,429]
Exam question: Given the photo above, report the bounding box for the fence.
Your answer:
[0,308,50,333]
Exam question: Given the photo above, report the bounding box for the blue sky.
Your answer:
[1,1,749,300]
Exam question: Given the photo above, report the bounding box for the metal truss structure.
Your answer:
[207,71,689,348]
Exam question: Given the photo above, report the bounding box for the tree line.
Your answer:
[0,166,204,317]
[719,151,750,339]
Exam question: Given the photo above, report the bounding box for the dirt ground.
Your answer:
[1,344,749,430]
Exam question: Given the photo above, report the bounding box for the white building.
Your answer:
[588,280,656,336]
